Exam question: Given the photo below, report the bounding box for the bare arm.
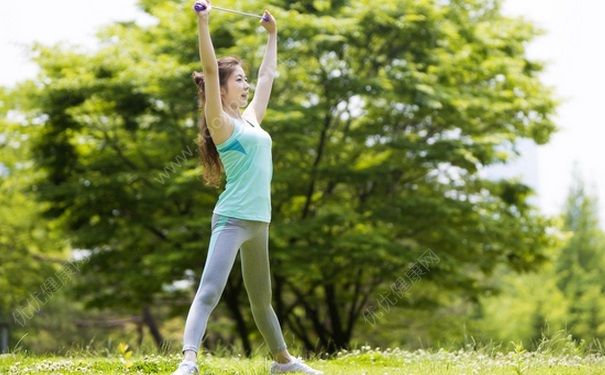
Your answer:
[245,10,277,125]
[195,1,231,144]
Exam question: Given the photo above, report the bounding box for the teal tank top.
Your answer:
[213,116,273,223]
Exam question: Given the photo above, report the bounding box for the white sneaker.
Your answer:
[172,360,199,375]
[270,356,323,374]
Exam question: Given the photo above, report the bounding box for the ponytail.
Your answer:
[192,71,223,188]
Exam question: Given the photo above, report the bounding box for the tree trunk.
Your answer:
[324,283,348,352]
[142,306,165,350]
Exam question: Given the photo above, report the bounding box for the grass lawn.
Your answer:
[2,347,605,374]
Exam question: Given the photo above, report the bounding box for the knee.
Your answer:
[194,286,221,308]
[249,294,272,310]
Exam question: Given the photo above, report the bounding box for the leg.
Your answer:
[181,215,251,356]
[240,223,289,358]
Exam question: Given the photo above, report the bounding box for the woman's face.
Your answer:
[221,65,250,110]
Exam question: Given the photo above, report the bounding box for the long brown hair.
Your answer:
[192,56,243,188]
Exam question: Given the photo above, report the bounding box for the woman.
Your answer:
[172,2,323,374]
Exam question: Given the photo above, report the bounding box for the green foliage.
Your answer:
[265,0,557,350]
[3,0,558,352]
[476,261,569,348]
[476,169,605,351]
[555,170,605,342]
[0,87,68,343]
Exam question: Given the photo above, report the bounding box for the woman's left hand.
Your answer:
[260,10,277,34]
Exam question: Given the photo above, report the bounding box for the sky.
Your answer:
[0,1,158,85]
[498,0,605,228]
[1,0,604,228]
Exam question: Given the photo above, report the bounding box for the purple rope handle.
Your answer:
[194,3,270,22]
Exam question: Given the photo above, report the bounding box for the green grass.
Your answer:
[2,346,605,374]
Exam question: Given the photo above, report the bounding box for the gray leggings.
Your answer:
[182,213,288,355]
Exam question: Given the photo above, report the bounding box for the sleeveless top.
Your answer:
[213,116,273,223]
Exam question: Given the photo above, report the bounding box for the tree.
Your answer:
[556,168,605,342]
[0,86,68,350]
[7,0,557,353]
[266,0,556,351]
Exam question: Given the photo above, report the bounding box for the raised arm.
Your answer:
[194,1,231,144]
[245,10,277,125]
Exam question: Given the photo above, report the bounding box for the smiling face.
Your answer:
[221,65,250,111]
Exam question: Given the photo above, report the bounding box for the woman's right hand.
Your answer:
[193,0,211,20]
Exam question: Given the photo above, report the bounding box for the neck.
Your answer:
[223,104,241,120]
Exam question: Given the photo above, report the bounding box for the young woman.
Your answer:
[172,2,323,374]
